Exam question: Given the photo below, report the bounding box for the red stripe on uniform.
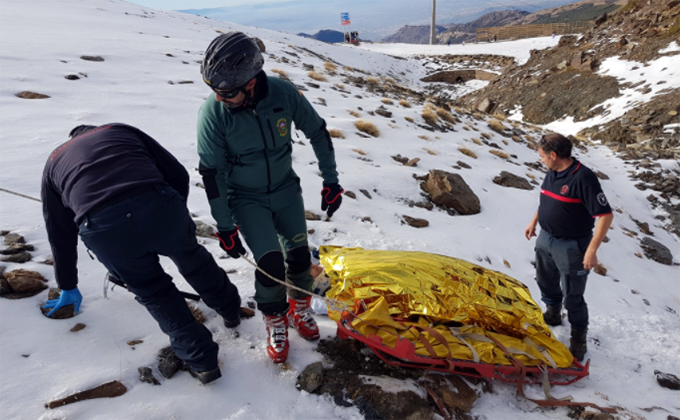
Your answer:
[570,162,581,175]
[541,189,582,203]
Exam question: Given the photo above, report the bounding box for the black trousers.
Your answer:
[535,230,591,331]
[79,185,240,371]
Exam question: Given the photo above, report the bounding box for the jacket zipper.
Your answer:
[265,114,276,148]
[252,109,272,193]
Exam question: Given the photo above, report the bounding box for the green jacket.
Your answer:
[197,73,339,231]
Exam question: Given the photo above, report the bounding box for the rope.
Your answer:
[0,187,41,203]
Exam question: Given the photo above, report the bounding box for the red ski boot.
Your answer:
[264,313,289,363]
[288,296,320,340]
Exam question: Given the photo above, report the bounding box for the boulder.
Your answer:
[436,375,479,412]
[655,370,680,390]
[493,171,534,190]
[402,215,429,228]
[3,233,25,245]
[3,269,47,293]
[297,362,324,393]
[421,170,480,215]
[640,237,673,265]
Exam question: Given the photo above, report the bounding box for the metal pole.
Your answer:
[430,0,436,45]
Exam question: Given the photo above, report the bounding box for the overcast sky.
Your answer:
[126,0,282,9]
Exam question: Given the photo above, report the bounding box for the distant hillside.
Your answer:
[297,29,345,43]
[511,0,625,24]
[382,25,447,44]
[438,10,531,44]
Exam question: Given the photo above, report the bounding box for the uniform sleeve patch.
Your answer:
[597,192,608,206]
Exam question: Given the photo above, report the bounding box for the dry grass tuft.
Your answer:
[381,98,394,105]
[502,139,509,145]
[471,138,483,146]
[463,126,470,131]
[489,149,510,160]
[526,173,536,180]
[348,110,361,118]
[383,77,395,84]
[423,148,439,156]
[480,132,492,140]
[493,112,507,121]
[404,116,414,123]
[512,135,522,143]
[458,147,477,159]
[418,135,429,140]
[366,77,380,85]
[436,107,458,124]
[488,119,507,133]
[271,68,287,77]
[328,129,345,139]
[422,103,439,125]
[334,83,345,90]
[355,120,380,137]
[324,62,337,72]
[343,66,355,72]
[352,148,367,156]
[308,71,327,82]
[399,99,412,108]
[472,112,485,120]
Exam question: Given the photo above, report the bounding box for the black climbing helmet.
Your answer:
[201,32,264,90]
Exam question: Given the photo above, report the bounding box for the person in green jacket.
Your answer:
[197,32,343,363]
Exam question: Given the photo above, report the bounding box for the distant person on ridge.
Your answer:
[524,133,613,361]
[197,32,343,363]
[41,123,242,384]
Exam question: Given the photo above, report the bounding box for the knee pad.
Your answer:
[256,251,285,288]
[286,246,311,275]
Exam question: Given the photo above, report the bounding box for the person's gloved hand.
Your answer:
[216,228,246,259]
[321,183,344,218]
[43,288,83,317]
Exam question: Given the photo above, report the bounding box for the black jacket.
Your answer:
[41,123,189,289]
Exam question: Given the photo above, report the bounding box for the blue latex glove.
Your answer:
[43,288,83,317]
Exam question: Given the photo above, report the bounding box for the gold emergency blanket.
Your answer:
[319,246,573,368]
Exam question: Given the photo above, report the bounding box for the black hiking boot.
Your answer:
[188,366,222,384]
[223,313,241,329]
[569,328,588,362]
[543,305,562,326]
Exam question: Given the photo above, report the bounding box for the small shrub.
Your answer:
[348,110,361,118]
[355,120,380,137]
[472,112,485,120]
[423,148,438,156]
[383,77,395,84]
[399,99,411,108]
[308,71,327,82]
[512,135,521,143]
[324,62,337,72]
[502,139,509,146]
[436,107,458,124]
[422,103,439,125]
[458,147,477,159]
[472,138,483,146]
[526,173,536,180]
[463,126,470,131]
[335,83,345,89]
[480,132,492,140]
[366,77,379,85]
[271,68,287,77]
[381,98,394,105]
[418,135,429,140]
[493,112,507,121]
[488,119,507,133]
[489,149,510,160]
[404,116,414,123]
[352,148,367,156]
[343,66,355,72]
[328,129,345,139]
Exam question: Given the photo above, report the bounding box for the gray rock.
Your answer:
[3,269,47,293]
[654,370,680,390]
[640,237,673,265]
[157,346,185,379]
[40,288,76,319]
[1,252,32,263]
[3,233,25,245]
[70,323,87,332]
[80,55,104,62]
[139,367,161,385]
[305,210,322,221]
[297,362,324,393]
[457,160,472,169]
[493,171,534,190]
[359,189,372,199]
[421,170,481,215]
[344,191,357,199]
[0,243,35,255]
[437,375,479,412]
[375,108,392,118]
[477,98,494,113]
[193,220,216,238]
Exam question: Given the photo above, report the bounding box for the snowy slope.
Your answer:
[0,1,679,420]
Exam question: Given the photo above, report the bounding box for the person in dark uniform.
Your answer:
[524,133,613,361]
[197,33,342,363]
[41,123,242,384]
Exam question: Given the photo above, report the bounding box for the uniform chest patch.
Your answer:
[560,185,569,195]
[277,118,288,137]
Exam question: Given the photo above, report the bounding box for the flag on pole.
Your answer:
[340,12,350,26]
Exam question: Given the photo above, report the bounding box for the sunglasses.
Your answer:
[213,85,247,99]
